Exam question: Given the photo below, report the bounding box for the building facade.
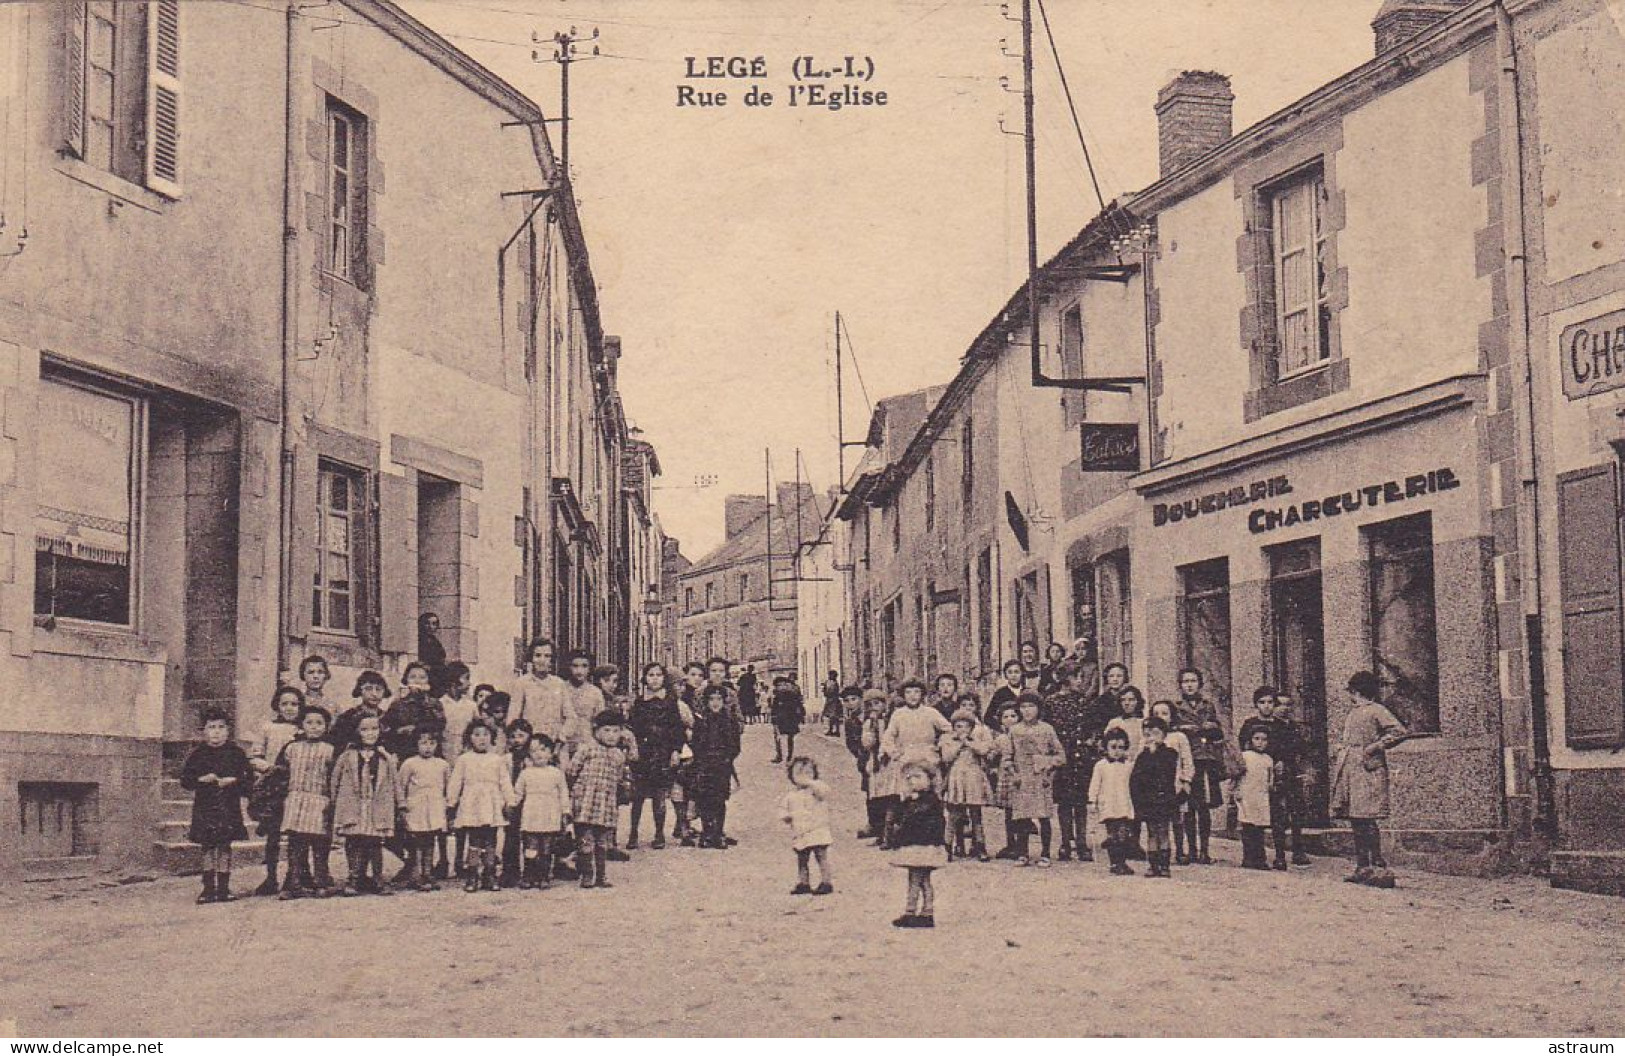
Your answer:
[0,0,645,879]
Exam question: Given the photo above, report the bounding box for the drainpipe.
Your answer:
[276,0,300,681]
[1493,0,1556,849]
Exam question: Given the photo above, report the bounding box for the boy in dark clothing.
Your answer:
[691,686,742,848]
[1130,716,1181,878]
[769,675,806,763]
[1239,688,1310,868]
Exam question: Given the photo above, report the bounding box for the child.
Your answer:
[1089,727,1136,874]
[1329,670,1409,888]
[480,691,512,754]
[331,713,401,896]
[397,730,450,891]
[991,702,1021,859]
[279,703,337,899]
[1008,693,1064,866]
[940,707,995,861]
[181,707,251,904]
[437,662,475,879]
[448,718,516,892]
[1236,726,1275,870]
[781,757,834,894]
[331,670,390,750]
[501,719,534,887]
[298,655,331,715]
[690,685,742,850]
[890,762,947,928]
[567,710,632,888]
[1149,700,1195,864]
[383,661,445,763]
[513,734,571,889]
[248,685,304,896]
[858,691,895,844]
[1129,716,1180,878]
[1104,685,1148,761]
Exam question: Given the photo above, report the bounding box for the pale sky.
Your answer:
[402,0,1384,558]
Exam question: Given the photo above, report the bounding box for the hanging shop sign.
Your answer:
[1079,423,1140,472]
[1561,309,1625,399]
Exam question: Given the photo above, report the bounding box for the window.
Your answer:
[913,593,925,675]
[684,632,694,661]
[924,455,936,533]
[738,573,749,604]
[1070,556,1097,642]
[1014,570,1044,652]
[1180,558,1232,713]
[880,599,899,683]
[1059,304,1086,423]
[64,2,181,195]
[35,377,140,626]
[1097,550,1133,671]
[704,629,714,659]
[684,586,694,614]
[1269,170,1330,378]
[1556,463,1625,748]
[312,462,363,634]
[961,418,974,519]
[890,503,901,553]
[18,782,99,860]
[704,581,715,610]
[1367,514,1439,734]
[326,97,368,284]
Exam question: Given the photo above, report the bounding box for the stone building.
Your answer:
[0,0,643,878]
[677,484,820,677]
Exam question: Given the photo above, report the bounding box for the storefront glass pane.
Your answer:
[1368,513,1440,733]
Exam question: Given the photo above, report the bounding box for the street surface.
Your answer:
[3,725,1624,1037]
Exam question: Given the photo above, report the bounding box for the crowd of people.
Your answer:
[823,636,1412,925]
[177,630,1411,921]
[177,637,816,904]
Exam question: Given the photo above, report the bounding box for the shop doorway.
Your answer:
[416,475,462,659]
[1268,539,1330,822]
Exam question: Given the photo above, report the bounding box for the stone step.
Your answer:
[153,839,267,876]
[1550,850,1625,897]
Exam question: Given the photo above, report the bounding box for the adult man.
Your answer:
[822,670,843,735]
[1238,687,1312,867]
[1046,662,1105,861]
[512,638,568,742]
[1174,668,1226,865]
[931,673,960,722]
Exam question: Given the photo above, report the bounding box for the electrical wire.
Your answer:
[836,313,874,418]
[1034,0,1107,218]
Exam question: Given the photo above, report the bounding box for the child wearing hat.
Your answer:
[939,706,995,860]
[565,709,632,888]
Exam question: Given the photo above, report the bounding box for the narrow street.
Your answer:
[2,724,1623,1038]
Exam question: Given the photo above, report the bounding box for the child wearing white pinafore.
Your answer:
[397,730,450,890]
[781,757,834,895]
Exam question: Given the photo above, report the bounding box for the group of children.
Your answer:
[179,651,761,904]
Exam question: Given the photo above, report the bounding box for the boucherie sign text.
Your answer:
[1153,468,1460,533]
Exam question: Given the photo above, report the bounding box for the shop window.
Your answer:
[1268,539,1329,817]
[1556,463,1625,747]
[1366,513,1440,734]
[1179,558,1232,711]
[18,782,99,860]
[34,377,140,627]
[312,462,363,634]
[1097,550,1133,671]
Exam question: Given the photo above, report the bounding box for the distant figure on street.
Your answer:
[770,674,806,763]
[738,664,760,724]
[822,670,842,735]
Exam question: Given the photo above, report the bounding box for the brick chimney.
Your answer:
[724,495,769,540]
[1155,71,1234,177]
[1371,0,1470,54]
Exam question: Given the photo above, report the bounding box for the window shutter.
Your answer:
[143,0,181,197]
[1557,464,1625,748]
[286,448,319,641]
[377,471,418,656]
[62,3,87,158]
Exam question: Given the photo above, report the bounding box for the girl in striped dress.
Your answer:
[279,704,337,899]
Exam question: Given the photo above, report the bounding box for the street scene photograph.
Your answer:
[1,0,1625,1042]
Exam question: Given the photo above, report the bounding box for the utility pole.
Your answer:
[534,26,599,176]
[835,311,845,488]
[1021,0,1040,391]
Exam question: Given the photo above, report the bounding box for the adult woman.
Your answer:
[1329,671,1409,888]
[626,663,686,851]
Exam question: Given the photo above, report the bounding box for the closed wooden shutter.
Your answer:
[285,448,319,640]
[1558,464,1625,748]
[143,0,181,196]
[377,471,418,656]
[62,3,87,158]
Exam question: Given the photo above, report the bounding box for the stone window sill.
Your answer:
[1244,357,1351,422]
[32,620,166,665]
[54,156,169,214]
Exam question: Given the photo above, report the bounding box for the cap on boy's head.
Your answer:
[949,708,978,726]
[1144,715,1170,734]
[592,709,623,730]
[298,703,332,726]
[352,670,392,698]
[841,685,863,699]
[899,678,926,693]
[202,706,231,726]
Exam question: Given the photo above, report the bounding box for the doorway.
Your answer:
[417,475,462,659]
[1268,538,1329,822]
